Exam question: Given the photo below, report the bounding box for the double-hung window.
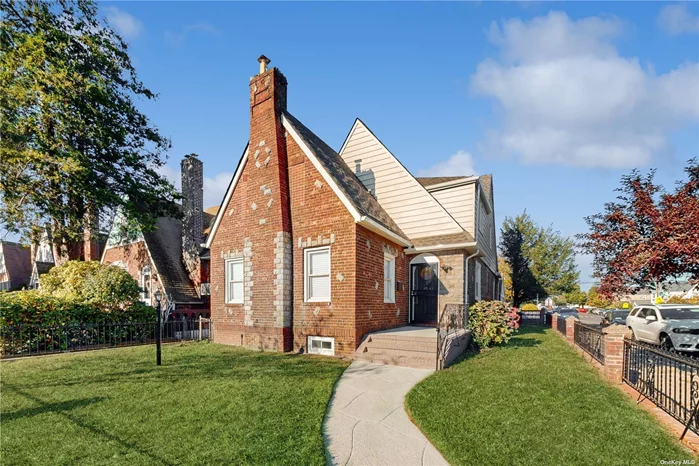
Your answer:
[225,258,244,304]
[305,246,330,302]
[384,254,395,303]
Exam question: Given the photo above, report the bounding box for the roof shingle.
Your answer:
[284,112,407,240]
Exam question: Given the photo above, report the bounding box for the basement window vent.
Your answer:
[308,336,334,356]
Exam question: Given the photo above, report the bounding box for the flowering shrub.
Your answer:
[520,303,539,311]
[469,300,519,349]
[665,296,699,305]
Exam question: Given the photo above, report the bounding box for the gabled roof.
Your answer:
[1,241,31,287]
[416,177,471,188]
[282,112,407,241]
[142,216,201,304]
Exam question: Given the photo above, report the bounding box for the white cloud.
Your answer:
[156,164,232,209]
[471,11,699,168]
[104,7,143,41]
[658,3,699,35]
[165,22,223,47]
[417,151,478,177]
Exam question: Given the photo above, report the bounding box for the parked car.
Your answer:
[626,305,699,351]
[603,309,630,325]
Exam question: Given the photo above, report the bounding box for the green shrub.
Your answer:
[0,290,154,328]
[40,260,140,309]
[521,303,539,311]
[469,301,519,349]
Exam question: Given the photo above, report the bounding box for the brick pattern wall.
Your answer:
[435,250,465,317]
[354,226,408,348]
[287,134,358,357]
[102,241,164,302]
[209,67,293,352]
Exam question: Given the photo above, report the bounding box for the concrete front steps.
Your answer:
[354,326,473,370]
[354,326,439,370]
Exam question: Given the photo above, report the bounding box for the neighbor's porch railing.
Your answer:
[573,321,605,364]
[0,318,212,359]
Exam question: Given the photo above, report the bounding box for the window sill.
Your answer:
[384,299,395,304]
[226,300,243,305]
[305,298,331,303]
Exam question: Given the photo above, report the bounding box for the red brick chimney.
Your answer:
[247,55,293,350]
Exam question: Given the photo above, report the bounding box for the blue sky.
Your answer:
[31,2,699,289]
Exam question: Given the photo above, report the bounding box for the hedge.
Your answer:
[0,290,155,328]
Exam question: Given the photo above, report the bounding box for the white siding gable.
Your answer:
[429,183,476,237]
[339,120,463,239]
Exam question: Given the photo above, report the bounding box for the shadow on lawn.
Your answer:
[9,344,347,391]
[0,394,107,422]
[2,384,173,465]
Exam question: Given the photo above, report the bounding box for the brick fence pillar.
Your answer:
[602,324,632,383]
[551,312,559,330]
[565,316,577,342]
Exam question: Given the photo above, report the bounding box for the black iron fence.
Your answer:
[519,310,545,326]
[557,315,568,335]
[573,321,605,364]
[623,339,699,437]
[1,319,212,359]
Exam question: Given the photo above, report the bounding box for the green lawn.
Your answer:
[406,327,694,466]
[1,342,348,465]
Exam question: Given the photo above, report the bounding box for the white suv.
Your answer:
[626,305,699,351]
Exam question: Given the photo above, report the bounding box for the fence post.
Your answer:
[551,313,559,330]
[198,318,202,341]
[602,324,631,383]
[565,316,577,342]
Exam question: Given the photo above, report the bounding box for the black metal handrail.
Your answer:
[573,321,605,364]
[623,339,699,437]
[436,303,466,370]
[0,319,212,359]
[557,315,568,335]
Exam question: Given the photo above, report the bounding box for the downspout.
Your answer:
[464,249,481,326]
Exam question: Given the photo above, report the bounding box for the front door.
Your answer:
[411,263,438,324]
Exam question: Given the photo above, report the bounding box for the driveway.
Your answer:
[324,361,448,466]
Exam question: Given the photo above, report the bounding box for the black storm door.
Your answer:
[410,263,438,324]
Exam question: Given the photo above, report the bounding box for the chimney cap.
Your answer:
[257,55,271,74]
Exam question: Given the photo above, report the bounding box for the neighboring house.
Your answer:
[618,281,699,305]
[29,227,55,289]
[204,57,500,358]
[101,154,215,319]
[29,224,106,289]
[0,241,32,291]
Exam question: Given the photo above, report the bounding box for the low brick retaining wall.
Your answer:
[550,313,699,453]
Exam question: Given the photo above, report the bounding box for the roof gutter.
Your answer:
[404,241,477,254]
[357,216,412,247]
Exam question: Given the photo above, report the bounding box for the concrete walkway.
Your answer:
[324,361,448,466]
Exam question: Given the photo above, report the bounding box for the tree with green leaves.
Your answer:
[499,220,544,307]
[502,211,579,298]
[0,0,180,263]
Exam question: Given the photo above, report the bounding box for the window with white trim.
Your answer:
[384,253,395,303]
[304,247,330,302]
[308,336,334,356]
[475,260,482,301]
[225,258,244,304]
[141,265,152,305]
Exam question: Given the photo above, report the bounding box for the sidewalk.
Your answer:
[323,361,448,466]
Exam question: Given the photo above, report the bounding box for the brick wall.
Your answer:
[102,241,164,302]
[287,134,358,357]
[354,226,408,349]
[209,67,293,352]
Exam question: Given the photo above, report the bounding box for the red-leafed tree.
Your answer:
[578,159,699,298]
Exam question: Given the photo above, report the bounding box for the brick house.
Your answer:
[205,57,501,358]
[101,154,213,319]
[0,241,32,291]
